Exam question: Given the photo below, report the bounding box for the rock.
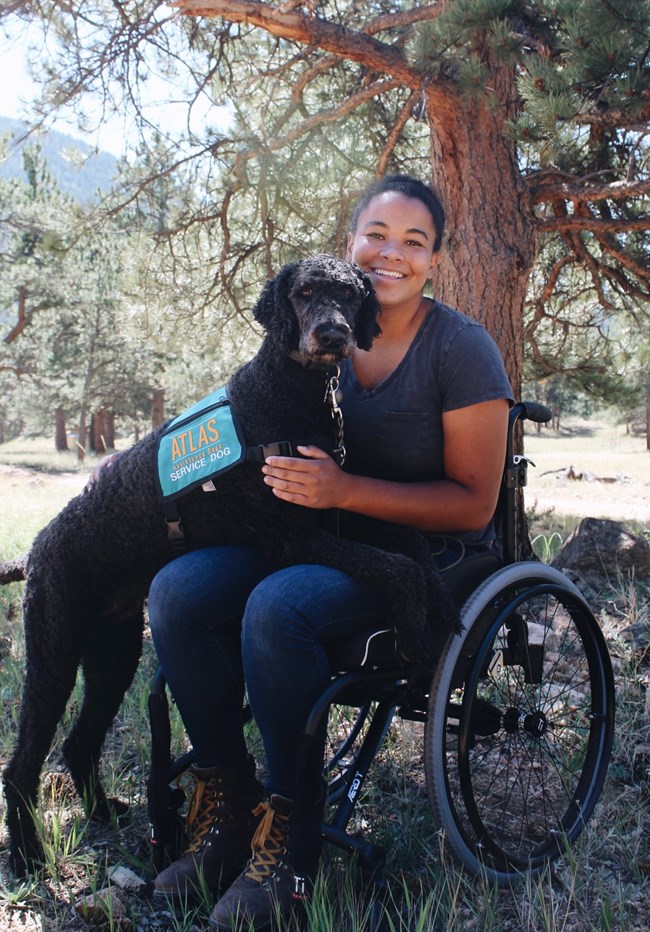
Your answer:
[553,518,650,582]
[619,622,650,653]
[75,887,132,928]
[108,864,147,893]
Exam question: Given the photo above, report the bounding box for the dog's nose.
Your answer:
[314,322,351,350]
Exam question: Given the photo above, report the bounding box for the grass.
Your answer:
[0,424,649,930]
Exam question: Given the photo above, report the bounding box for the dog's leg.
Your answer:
[4,598,82,875]
[62,603,145,823]
[273,527,451,662]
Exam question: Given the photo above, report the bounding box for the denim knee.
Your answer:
[148,545,270,642]
[241,571,317,669]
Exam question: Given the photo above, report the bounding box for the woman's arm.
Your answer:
[262,398,509,534]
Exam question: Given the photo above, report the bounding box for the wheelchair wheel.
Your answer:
[425,563,615,885]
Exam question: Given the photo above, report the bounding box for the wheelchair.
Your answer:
[147,401,615,889]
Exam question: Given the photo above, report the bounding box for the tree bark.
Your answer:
[90,410,107,453]
[152,388,166,429]
[426,79,536,402]
[54,406,68,452]
[105,411,116,450]
[77,412,87,463]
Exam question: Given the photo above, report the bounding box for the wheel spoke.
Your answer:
[426,569,614,882]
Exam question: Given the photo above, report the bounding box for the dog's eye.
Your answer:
[299,287,312,298]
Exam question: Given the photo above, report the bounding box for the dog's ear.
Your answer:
[252,263,300,348]
[353,273,382,351]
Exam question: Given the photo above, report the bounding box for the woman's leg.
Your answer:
[241,564,386,797]
[210,565,386,929]
[148,544,270,767]
[147,545,271,898]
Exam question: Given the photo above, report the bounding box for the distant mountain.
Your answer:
[0,116,118,202]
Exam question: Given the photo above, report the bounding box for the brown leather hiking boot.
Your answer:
[153,757,263,902]
[209,795,311,931]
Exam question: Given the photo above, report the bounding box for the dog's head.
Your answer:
[252,254,381,365]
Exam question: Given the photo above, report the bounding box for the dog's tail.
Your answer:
[0,554,28,584]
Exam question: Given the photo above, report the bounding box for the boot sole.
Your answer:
[152,857,249,908]
[208,915,273,931]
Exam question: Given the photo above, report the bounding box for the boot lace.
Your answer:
[244,802,290,883]
[185,776,223,853]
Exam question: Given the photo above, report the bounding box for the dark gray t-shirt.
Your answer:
[338,300,513,546]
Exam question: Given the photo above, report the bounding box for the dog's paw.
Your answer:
[90,795,131,826]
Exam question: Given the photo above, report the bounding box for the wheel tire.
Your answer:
[424,563,614,885]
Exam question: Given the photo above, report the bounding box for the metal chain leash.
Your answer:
[325,366,346,466]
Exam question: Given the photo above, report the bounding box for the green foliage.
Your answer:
[1,0,648,428]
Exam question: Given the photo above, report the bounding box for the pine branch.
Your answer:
[359,5,443,37]
[3,287,28,345]
[530,175,650,205]
[538,215,650,235]
[172,0,425,89]
[377,91,418,177]
[242,76,403,154]
[593,231,649,284]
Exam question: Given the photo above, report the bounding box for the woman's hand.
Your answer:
[262,445,348,509]
[84,451,122,493]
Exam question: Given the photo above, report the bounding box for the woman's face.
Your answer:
[346,192,439,311]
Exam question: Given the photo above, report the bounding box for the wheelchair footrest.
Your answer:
[322,823,386,874]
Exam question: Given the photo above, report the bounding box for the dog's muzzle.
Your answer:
[301,319,355,363]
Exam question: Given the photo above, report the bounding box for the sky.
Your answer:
[0,19,227,157]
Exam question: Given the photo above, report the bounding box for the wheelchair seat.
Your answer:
[324,549,502,671]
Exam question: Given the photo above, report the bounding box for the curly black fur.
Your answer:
[1,254,459,876]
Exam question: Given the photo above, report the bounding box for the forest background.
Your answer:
[0,0,649,459]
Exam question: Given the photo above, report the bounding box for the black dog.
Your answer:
[1,254,458,876]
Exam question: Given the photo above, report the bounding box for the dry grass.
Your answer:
[524,418,650,524]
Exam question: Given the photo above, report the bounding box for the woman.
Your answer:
[147,175,513,930]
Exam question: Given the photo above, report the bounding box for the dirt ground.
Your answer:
[523,421,650,524]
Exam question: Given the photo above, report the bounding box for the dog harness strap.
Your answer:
[162,501,187,550]
[245,441,295,462]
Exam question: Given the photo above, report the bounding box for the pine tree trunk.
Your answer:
[77,413,87,463]
[152,388,165,429]
[426,77,536,401]
[91,410,107,453]
[105,411,116,450]
[54,406,68,452]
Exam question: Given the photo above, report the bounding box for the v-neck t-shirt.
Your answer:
[338,300,513,544]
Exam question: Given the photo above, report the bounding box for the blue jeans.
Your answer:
[147,546,387,797]
[147,537,485,798]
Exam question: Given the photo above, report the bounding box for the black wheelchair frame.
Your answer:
[147,401,615,889]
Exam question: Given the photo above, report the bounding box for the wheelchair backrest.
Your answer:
[494,401,551,565]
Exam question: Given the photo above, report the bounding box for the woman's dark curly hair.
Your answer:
[349,174,445,253]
